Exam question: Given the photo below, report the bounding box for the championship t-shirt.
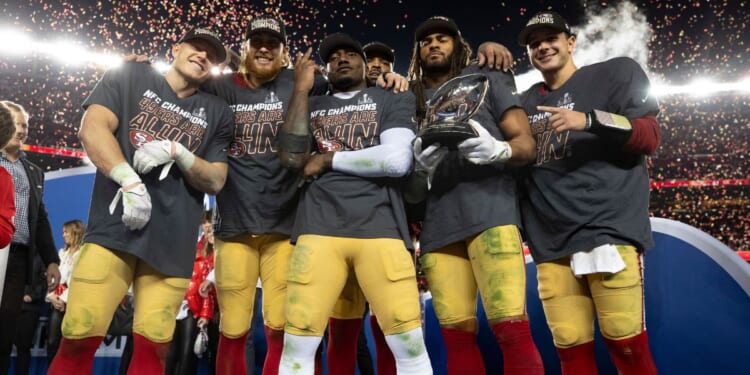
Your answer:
[292,88,416,249]
[519,57,659,263]
[82,62,233,278]
[204,69,328,238]
[418,64,524,253]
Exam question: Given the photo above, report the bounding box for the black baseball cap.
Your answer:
[363,41,395,63]
[246,16,288,44]
[517,11,573,46]
[415,16,460,42]
[178,28,227,64]
[318,33,365,63]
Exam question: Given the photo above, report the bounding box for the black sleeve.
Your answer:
[607,57,659,118]
[486,68,522,119]
[27,255,46,302]
[34,172,60,266]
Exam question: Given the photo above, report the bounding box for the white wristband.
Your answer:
[109,162,141,187]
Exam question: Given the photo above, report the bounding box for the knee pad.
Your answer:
[596,254,643,340]
[472,226,527,319]
[214,240,255,292]
[537,263,595,348]
[134,277,188,343]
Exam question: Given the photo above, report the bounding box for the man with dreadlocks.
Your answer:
[405,16,545,375]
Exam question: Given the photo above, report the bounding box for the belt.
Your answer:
[9,243,30,253]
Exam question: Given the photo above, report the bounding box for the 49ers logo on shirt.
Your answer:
[228,141,246,157]
[128,90,208,152]
[130,130,155,148]
[317,139,343,153]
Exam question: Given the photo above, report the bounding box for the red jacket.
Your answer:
[0,168,15,248]
[185,236,215,320]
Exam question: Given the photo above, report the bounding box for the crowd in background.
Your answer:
[0,2,747,247]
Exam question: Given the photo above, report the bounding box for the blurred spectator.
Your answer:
[46,219,85,364]
[166,211,218,375]
[12,254,46,375]
[0,100,60,374]
[0,102,15,249]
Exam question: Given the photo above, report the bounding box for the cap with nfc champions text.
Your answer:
[246,17,288,44]
[517,11,573,46]
[318,33,365,63]
[363,41,395,63]
[415,16,460,42]
[179,28,227,64]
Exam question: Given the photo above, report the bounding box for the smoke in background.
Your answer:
[514,1,653,92]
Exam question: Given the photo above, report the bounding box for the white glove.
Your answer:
[133,140,196,180]
[457,119,512,165]
[108,162,152,230]
[413,137,448,189]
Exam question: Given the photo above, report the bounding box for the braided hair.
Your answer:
[407,34,473,128]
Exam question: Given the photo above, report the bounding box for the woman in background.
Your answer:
[166,210,218,374]
[46,220,85,364]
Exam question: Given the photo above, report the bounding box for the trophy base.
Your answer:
[418,125,477,150]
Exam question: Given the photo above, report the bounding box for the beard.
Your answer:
[243,55,285,83]
[421,58,451,76]
[330,75,357,91]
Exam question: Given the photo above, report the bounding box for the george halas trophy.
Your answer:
[418,73,489,150]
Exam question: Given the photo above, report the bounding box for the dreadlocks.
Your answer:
[407,34,473,127]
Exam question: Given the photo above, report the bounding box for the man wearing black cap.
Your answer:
[406,15,544,375]
[517,10,660,375]
[277,33,432,375]
[48,27,233,374]
[198,16,329,375]
[325,39,398,375]
[363,41,395,87]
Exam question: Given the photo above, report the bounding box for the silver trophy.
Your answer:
[418,73,489,149]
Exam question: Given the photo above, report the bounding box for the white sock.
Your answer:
[384,327,434,374]
[278,333,322,375]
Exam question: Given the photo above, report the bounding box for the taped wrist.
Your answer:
[172,142,196,171]
[109,162,141,187]
[278,132,311,153]
[586,109,632,146]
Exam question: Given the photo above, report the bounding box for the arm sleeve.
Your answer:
[199,293,213,320]
[623,114,661,154]
[332,127,415,178]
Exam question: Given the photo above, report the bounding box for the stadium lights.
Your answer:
[1,27,748,94]
[649,77,750,97]
[0,27,227,74]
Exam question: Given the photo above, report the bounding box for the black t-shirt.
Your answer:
[82,62,233,278]
[292,88,416,249]
[519,57,659,263]
[419,64,524,253]
[203,70,328,238]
